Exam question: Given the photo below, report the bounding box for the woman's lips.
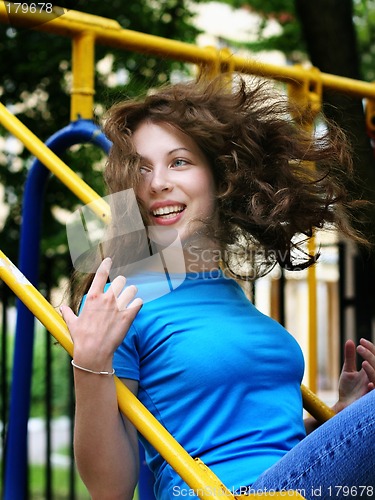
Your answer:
[151,204,186,225]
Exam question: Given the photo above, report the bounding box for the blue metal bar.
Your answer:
[139,444,157,500]
[4,119,111,499]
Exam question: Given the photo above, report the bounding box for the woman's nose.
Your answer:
[149,168,173,193]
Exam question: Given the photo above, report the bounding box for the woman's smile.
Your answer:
[133,120,217,243]
[150,201,187,224]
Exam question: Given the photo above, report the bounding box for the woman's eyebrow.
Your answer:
[138,154,150,163]
[139,148,190,161]
[168,147,191,155]
[138,147,193,164]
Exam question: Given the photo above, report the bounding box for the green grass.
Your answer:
[2,463,140,499]
[29,465,91,499]
[1,463,91,499]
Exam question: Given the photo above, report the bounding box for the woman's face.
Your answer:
[133,120,217,245]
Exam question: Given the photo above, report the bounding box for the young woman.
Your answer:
[61,76,375,500]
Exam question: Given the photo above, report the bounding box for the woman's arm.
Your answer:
[61,258,143,499]
[73,375,140,500]
[304,338,375,435]
[303,415,321,435]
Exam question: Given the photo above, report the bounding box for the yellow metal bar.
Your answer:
[0,249,305,499]
[301,384,335,423]
[71,31,95,121]
[287,69,323,394]
[198,46,236,80]
[307,240,318,394]
[1,3,375,99]
[0,102,110,221]
[0,251,74,355]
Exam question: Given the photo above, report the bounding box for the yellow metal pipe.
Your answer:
[0,102,110,221]
[0,252,74,355]
[287,74,321,394]
[301,384,335,422]
[307,252,318,394]
[1,3,375,100]
[71,32,95,121]
[0,250,306,498]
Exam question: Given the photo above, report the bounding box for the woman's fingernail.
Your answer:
[103,257,112,269]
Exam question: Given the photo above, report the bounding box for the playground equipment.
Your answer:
[1,4,375,499]
[0,113,111,499]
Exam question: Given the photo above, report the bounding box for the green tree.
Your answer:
[212,0,305,62]
[212,0,375,81]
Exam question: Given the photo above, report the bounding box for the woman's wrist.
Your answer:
[72,350,114,374]
[71,359,115,376]
[331,400,346,414]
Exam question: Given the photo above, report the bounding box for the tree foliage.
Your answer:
[214,0,375,80]
[354,0,375,81]
[214,0,305,62]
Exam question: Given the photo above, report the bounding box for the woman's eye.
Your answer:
[172,159,187,168]
[139,166,150,174]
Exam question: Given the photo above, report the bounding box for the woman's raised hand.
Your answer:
[60,257,143,371]
[333,338,375,413]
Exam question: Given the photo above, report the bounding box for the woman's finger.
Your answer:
[362,360,375,385]
[116,285,139,311]
[108,275,127,298]
[343,339,357,373]
[359,338,375,356]
[125,297,143,321]
[357,340,375,367]
[87,257,112,296]
[60,305,78,329]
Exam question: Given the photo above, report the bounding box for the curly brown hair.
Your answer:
[70,74,365,307]
[105,76,363,261]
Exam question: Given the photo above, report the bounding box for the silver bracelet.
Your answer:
[71,359,115,376]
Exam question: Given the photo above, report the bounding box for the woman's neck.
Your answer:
[183,242,221,274]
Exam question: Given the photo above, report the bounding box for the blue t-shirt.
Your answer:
[112,270,306,499]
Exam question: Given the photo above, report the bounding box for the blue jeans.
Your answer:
[250,390,375,499]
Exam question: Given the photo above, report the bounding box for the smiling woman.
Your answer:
[61,75,375,500]
[133,120,216,248]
